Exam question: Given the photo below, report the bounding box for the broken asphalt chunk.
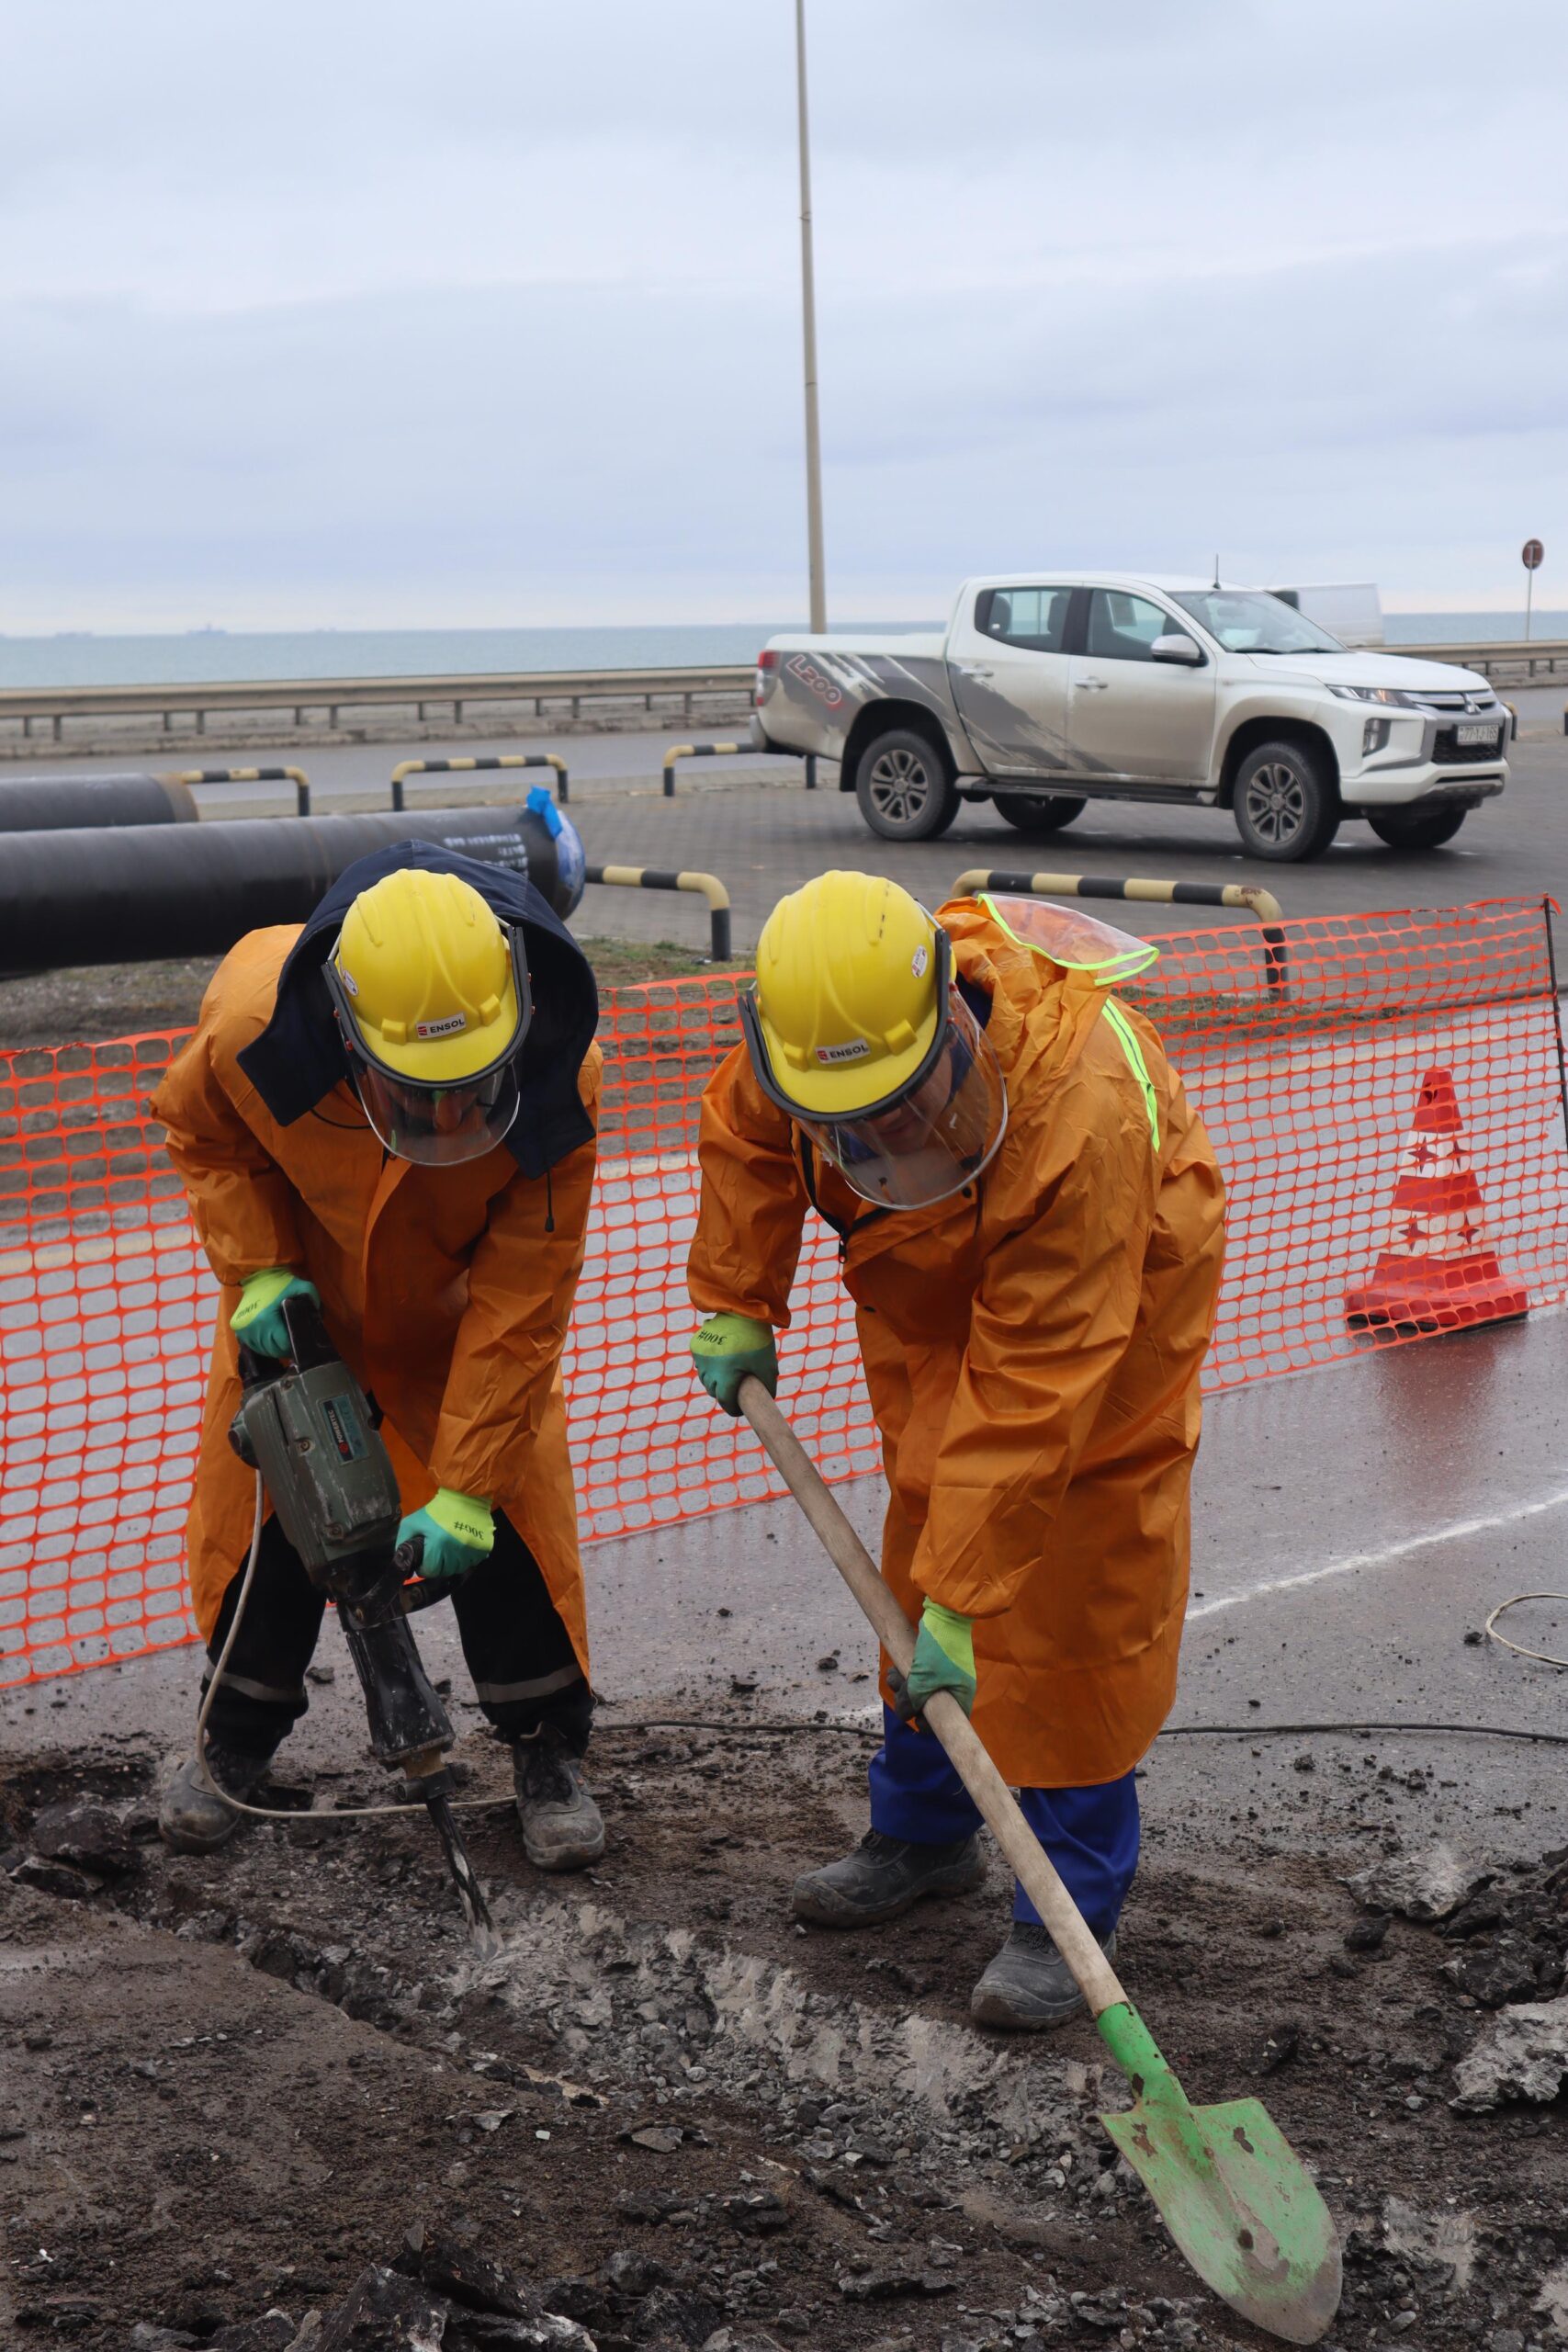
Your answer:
[619,2120,708,2153]
[395,2226,535,2320]
[315,2266,450,2352]
[1452,1994,1568,2111]
[1347,1841,1490,1922]
[1443,1930,1543,2009]
[835,2267,954,2301]
[31,1799,137,1876]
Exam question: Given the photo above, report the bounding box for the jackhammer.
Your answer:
[223,1292,494,1937]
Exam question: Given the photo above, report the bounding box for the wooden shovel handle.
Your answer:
[739,1377,1128,2019]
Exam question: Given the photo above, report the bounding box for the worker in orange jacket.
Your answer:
[688,873,1224,2029]
[152,847,605,1873]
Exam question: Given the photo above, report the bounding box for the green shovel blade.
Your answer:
[1098,2005,1342,2346]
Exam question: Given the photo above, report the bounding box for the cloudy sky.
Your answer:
[2,0,1564,631]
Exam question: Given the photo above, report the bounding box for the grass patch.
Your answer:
[580,935,731,988]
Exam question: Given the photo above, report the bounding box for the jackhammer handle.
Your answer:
[738,1376,1128,2020]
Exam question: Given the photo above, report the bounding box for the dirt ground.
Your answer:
[4,1711,1567,2352]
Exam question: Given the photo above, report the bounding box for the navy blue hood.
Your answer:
[236,840,598,1175]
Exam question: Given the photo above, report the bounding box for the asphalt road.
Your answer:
[18,695,1565,956]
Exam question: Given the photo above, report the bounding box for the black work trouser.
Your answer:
[201,1510,592,1762]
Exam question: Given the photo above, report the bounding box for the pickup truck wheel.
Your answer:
[1232,741,1340,862]
[1367,805,1468,851]
[854,729,961,842]
[994,793,1088,837]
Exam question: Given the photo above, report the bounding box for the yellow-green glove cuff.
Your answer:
[424,1487,495,1552]
[920,1599,976,1682]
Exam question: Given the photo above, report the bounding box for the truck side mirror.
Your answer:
[1150,633,1203,665]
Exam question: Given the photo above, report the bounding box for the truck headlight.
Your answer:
[1330,684,1420,707]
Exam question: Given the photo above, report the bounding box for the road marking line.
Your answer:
[1189,1484,1568,1622]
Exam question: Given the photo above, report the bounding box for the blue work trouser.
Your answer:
[867,1705,1140,1937]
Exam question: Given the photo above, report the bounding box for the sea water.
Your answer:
[0,612,1560,690]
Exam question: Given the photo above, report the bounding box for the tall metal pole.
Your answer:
[795,0,827,633]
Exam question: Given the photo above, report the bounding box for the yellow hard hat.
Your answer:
[328,868,525,1084]
[745,872,943,1117]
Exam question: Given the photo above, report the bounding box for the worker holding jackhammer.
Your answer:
[687,873,1224,2030]
[152,845,605,1871]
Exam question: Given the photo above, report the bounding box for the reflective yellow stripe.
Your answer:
[1101,998,1159,1150]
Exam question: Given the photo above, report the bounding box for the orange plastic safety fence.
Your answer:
[4,896,1568,1687]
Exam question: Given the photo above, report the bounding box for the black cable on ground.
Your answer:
[600,1714,1568,1750]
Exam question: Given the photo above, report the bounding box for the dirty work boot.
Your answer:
[513,1732,605,1871]
[157,1746,271,1854]
[971,1921,1118,2031]
[792,1829,984,1928]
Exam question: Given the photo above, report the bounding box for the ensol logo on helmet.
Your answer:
[815,1038,870,1065]
[416,1012,468,1039]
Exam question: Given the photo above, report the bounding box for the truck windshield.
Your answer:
[1172,591,1344,656]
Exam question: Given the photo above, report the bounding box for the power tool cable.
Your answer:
[191,1471,516,1826]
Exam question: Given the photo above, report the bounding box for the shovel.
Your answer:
[739,1378,1342,2346]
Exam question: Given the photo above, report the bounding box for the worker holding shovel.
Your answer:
[688,872,1224,2030]
[152,847,606,1873]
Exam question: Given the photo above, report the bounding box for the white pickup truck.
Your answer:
[750,573,1510,862]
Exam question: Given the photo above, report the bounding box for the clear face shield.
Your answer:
[344,1059,524,1167]
[322,931,531,1168]
[782,990,1008,1210]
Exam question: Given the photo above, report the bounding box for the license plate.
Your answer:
[1456,724,1500,747]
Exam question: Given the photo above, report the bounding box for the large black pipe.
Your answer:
[0,803,587,974]
[0,771,197,831]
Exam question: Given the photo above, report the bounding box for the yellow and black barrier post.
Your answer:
[661,741,750,798]
[390,752,570,812]
[663,741,821,797]
[584,864,732,962]
[951,867,1288,993]
[171,765,312,815]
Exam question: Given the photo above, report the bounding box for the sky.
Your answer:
[2,0,1565,632]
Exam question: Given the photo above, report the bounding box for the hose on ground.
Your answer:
[193,1502,1568,1835]
[1483,1590,1568,1670]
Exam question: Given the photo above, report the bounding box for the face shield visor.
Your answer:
[742,978,1009,1210]
[322,928,532,1168]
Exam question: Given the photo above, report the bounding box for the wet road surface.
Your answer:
[12,1304,1568,1871]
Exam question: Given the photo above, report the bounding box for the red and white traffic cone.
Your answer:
[1345,1067,1529,1333]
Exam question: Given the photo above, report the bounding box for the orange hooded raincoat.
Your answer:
[688,897,1224,1790]
[154,925,599,1667]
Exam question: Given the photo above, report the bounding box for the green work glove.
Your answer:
[231,1268,320,1360]
[397,1488,495,1580]
[891,1599,977,1724]
[690,1312,778,1416]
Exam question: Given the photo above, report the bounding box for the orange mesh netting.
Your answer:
[5,895,1568,1685]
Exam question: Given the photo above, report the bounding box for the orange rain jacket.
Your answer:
[689,897,1225,1789]
[154,927,600,1668]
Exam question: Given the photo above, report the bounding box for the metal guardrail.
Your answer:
[390,752,569,812]
[171,763,311,815]
[1395,637,1568,679]
[953,868,1288,991]
[584,863,732,961]
[0,664,754,745]
[3,639,1557,752]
